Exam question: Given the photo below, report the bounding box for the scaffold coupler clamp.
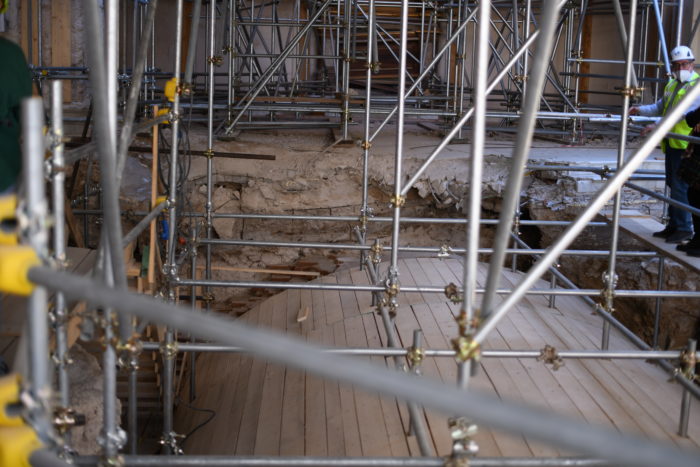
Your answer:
[206,55,223,66]
[446,416,479,466]
[53,407,86,436]
[452,334,480,364]
[384,277,400,318]
[389,194,406,208]
[537,344,564,371]
[0,374,49,467]
[116,336,143,371]
[160,341,179,361]
[407,344,425,373]
[370,239,383,265]
[676,343,698,382]
[444,282,463,304]
[160,431,185,455]
[438,244,452,259]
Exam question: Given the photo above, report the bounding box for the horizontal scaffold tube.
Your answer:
[138,341,698,360]
[75,455,616,466]
[28,266,700,467]
[173,278,700,299]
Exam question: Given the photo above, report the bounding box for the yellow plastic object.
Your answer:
[0,375,43,467]
[0,374,22,427]
[156,107,170,125]
[0,246,39,296]
[0,426,41,467]
[155,196,168,208]
[164,77,178,103]
[0,195,18,246]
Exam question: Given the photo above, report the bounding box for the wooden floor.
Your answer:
[176,257,700,457]
[0,247,96,369]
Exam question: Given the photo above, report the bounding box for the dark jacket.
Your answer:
[0,38,33,192]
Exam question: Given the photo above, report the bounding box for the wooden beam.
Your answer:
[50,0,72,102]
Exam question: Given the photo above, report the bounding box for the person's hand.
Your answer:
[629,106,640,116]
[640,124,656,136]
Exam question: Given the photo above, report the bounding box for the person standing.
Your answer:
[630,45,700,244]
[0,33,33,195]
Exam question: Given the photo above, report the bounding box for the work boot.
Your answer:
[676,235,700,251]
[686,247,700,257]
[652,226,675,238]
[665,230,693,244]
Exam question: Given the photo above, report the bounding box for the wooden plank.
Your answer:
[236,296,276,454]
[322,275,344,326]
[311,285,326,332]
[332,320,363,456]
[610,212,700,273]
[393,304,452,456]
[305,327,328,455]
[50,0,72,101]
[323,323,346,455]
[344,313,392,455]
[350,268,373,311]
[336,269,360,319]
[253,294,288,454]
[362,312,411,456]
[279,364,306,455]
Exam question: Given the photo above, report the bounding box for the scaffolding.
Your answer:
[3,0,700,466]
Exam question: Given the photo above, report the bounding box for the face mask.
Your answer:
[678,69,693,82]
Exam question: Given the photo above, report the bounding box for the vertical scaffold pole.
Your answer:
[22,96,54,444]
[603,0,638,351]
[387,0,410,305]
[163,0,185,455]
[359,0,376,269]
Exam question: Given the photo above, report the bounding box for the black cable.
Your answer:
[175,395,216,447]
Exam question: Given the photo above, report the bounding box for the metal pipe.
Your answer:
[122,202,168,248]
[368,7,480,142]
[74,456,617,466]
[163,0,186,455]
[84,0,129,340]
[399,26,544,197]
[611,0,639,88]
[29,266,700,467]
[184,0,203,85]
[474,78,700,345]
[223,0,334,133]
[117,0,159,184]
[652,0,672,76]
[602,0,638,350]
[676,0,684,47]
[388,0,409,281]
[138,341,699,361]
[22,97,53,444]
[166,0,186,278]
[359,0,376,268]
[652,256,666,348]
[480,0,562,322]
[50,82,70,421]
[678,338,696,437]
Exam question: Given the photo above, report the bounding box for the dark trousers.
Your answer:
[665,147,693,232]
[688,185,700,244]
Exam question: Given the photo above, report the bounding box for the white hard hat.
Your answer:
[671,45,695,62]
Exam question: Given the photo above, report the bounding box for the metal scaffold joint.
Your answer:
[390,194,406,208]
[452,334,480,363]
[370,240,383,265]
[444,282,463,304]
[438,244,452,259]
[674,347,699,382]
[447,416,479,464]
[160,340,179,360]
[537,344,564,371]
[206,55,223,66]
[159,431,184,455]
